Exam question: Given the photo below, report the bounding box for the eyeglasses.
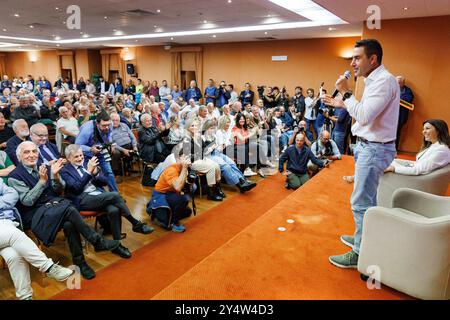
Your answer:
[33,133,48,138]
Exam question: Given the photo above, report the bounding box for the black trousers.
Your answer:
[61,206,102,265]
[166,192,190,224]
[111,143,133,175]
[78,192,125,241]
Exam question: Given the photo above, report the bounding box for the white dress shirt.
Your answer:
[391,142,450,175]
[344,64,400,143]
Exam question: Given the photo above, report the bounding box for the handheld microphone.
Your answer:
[332,70,351,98]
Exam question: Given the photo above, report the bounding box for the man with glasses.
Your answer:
[308,130,341,174]
[29,123,61,166]
[75,111,118,192]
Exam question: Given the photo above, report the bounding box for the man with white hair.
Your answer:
[184,80,202,103]
[8,141,120,279]
[29,123,61,166]
[56,106,79,143]
[6,119,30,165]
[13,95,39,127]
[180,99,199,122]
[0,179,74,300]
[110,112,138,176]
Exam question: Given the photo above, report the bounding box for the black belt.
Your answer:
[357,137,395,145]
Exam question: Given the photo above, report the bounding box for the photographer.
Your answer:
[279,132,326,190]
[279,86,290,109]
[288,120,312,147]
[110,113,138,177]
[147,154,193,233]
[308,130,341,174]
[216,81,230,109]
[291,86,306,119]
[75,110,118,192]
[262,86,280,109]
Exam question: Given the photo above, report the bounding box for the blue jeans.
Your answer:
[332,131,346,154]
[99,158,118,192]
[209,151,243,185]
[351,141,396,254]
[279,130,293,150]
[305,119,316,141]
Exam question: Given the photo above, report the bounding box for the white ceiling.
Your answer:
[0,0,448,51]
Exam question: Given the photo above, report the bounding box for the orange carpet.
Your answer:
[152,156,411,300]
[53,173,292,300]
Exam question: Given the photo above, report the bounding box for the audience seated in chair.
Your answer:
[385,119,450,175]
[6,119,30,166]
[29,123,62,166]
[60,144,154,258]
[8,141,121,280]
[0,180,74,300]
[110,112,138,176]
[138,113,170,164]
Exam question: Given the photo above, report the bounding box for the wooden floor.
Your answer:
[0,170,267,300]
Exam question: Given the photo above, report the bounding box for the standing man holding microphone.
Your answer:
[322,39,399,268]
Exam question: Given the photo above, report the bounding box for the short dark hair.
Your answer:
[355,39,383,64]
[96,110,110,123]
[229,84,234,90]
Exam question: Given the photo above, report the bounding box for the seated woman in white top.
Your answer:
[385,119,450,175]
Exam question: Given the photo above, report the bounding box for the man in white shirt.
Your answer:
[57,106,79,143]
[323,39,399,268]
[159,80,171,109]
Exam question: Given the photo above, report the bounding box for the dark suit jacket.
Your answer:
[60,163,108,209]
[96,81,110,94]
[6,135,28,165]
[37,142,60,166]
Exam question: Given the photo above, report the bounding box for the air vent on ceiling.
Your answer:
[254,37,277,40]
[121,9,157,17]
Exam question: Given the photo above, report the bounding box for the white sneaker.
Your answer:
[258,169,266,178]
[265,161,276,168]
[243,167,257,177]
[47,263,74,282]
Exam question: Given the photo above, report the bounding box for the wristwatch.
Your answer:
[343,91,353,101]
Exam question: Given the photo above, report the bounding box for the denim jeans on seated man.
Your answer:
[305,119,315,141]
[351,141,396,254]
[279,130,293,151]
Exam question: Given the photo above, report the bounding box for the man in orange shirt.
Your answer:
[147,154,193,232]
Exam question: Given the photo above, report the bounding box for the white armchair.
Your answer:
[377,164,450,208]
[358,188,450,300]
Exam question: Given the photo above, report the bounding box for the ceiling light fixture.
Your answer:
[157,9,161,13]
[82,34,90,38]
[55,7,59,10]
[228,0,232,3]
[268,0,346,24]
[328,27,336,31]
[212,35,216,38]
[203,20,207,23]
[14,13,20,17]
[403,7,409,10]
[2,29,7,32]
[29,25,34,28]
[104,16,108,19]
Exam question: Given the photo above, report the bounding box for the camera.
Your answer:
[187,168,197,184]
[298,126,305,132]
[257,86,265,93]
[95,143,112,162]
[129,150,140,160]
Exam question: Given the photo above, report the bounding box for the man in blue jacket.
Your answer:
[60,144,154,259]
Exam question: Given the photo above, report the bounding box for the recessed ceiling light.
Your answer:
[154,25,158,28]
[228,0,232,3]
[82,34,89,38]
[267,14,271,17]
[54,36,61,40]
[135,40,138,42]
[328,27,336,31]
[170,37,174,40]
[403,7,409,10]
[55,7,59,10]
[156,9,161,13]
[62,21,66,24]
[104,16,108,19]
[203,20,207,23]
[2,29,7,32]
[212,34,216,38]
[264,31,268,34]
[14,13,20,17]
[56,44,60,47]
[29,25,34,28]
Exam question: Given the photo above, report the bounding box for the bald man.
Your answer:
[29,123,61,166]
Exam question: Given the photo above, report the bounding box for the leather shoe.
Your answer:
[94,238,120,252]
[77,262,96,280]
[112,244,132,259]
[237,180,257,193]
[132,221,154,234]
